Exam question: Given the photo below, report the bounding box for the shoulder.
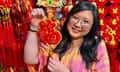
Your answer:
[96,40,108,58]
[97,40,107,51]
[95,40,110,71]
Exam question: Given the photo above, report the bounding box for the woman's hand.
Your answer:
[47,57,70,72]
[30,8,45,31]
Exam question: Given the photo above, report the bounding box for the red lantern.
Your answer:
[107,39,118,49]
[107,16,119,30]
[96,0,108,6]
[115,26,120,40]
[102,32,112,44]
[108,4,120,17]
[100,17,108,31]
[98,6,108,18]
[115,34,119,42]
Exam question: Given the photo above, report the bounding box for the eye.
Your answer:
[83,20,89,24]
[71,16,79,23]
[72,16,79,20]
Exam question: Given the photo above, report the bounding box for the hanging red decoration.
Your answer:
[37,18,62,45]
[115,24,120,41]
[100,18,107,31]
[109,0,120,4]
[96,0,108,6]
[107,17,119,29]
[98,6,108,18]
[108,4,120,17]
[102,32,112,44]
[62,0,73,16]
[107,39,118,49]
[0,21,4,66]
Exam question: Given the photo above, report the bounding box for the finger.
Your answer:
[54,56,59,61]
[34,8,42,18]
[31,8,38,16]
[39,8,45,16]
[48,60,55,69]
[35,8,44,16]
[39,47,46,52]
[39,44,49,53]
[48,58,57,71]
[36,8,41,14]
[40,43,49,50]
[31,8,42,18]
[47,63,54,72]
[49,57,58,65]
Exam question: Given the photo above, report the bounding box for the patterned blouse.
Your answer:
[28,40,110,72]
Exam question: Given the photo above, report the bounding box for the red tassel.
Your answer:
[0,22,4,65]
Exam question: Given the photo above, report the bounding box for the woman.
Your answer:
[24,1,110,72]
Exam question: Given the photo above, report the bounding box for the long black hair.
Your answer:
[53,1,101,69]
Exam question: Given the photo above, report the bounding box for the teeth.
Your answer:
[72,27,79,33]
[72,27,82,33]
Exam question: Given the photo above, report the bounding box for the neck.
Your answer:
[70,38,84,49]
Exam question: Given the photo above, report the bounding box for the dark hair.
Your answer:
[53,1,101,69]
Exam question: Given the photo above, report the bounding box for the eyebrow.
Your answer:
[84,18,89,20]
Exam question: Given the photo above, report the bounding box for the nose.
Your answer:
[74,20,83,29]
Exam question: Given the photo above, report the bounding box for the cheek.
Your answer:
[67,21,73,31]
[85,25,93,34]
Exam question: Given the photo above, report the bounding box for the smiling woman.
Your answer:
[24,1,110,72]
[67,10,93,39]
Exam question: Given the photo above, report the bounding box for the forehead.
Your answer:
[73,10,93,19]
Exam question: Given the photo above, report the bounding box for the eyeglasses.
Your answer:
[70,16,91,27]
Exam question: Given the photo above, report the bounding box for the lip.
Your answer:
[72,27,82,33]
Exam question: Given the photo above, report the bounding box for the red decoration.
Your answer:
[107,39,118,49]
[0,0,13,7]
[37,18,62,45]
[100,18,107,31]
[102,33,112,44]
[47,31,61,44]
[96,0,108,6]
[98,6,108,18]
[107,16,119,30]
[109,0,120,4]
[115,25,120,41]
[108,4,120,17]
[0,0,5,6]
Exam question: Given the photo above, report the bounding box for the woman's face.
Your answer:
[67,10,94,39]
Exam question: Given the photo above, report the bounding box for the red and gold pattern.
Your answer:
[96,0,108,6]
[0,0,32,72]
[35,18,62,72]
[108,4,120,17]
[98,6,108,18]
[37,18,62,45]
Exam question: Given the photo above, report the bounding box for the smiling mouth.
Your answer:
[72,27,82,33]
